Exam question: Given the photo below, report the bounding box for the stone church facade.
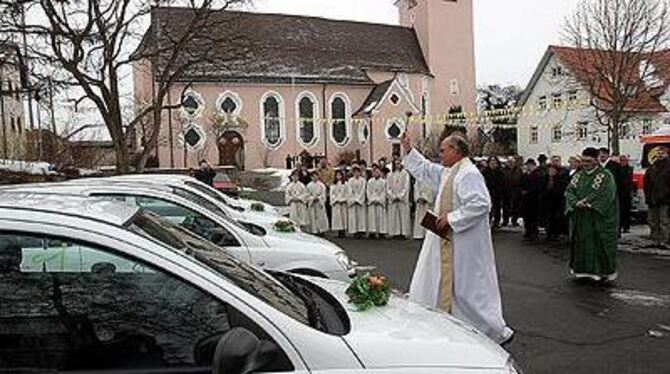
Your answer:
[134,0,476,170]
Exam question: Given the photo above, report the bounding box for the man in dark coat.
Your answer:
[644,146,670,248]
[194,160,216,187]
[483,156,505,228]
[598,148,624,234]
[521,158,543,240]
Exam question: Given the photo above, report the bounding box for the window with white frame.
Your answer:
[261,92,284,148]
[552,125,563,142]
[538,96,547,110]
[568,90,578,105]
[619,122,630,139]
[358,119,370,145]
[389,93,401,106]
[551,65,564,78]
[330,95,350,146]
[578,121,589,140]
[530,126,539,143]
[643,119,653,135]
[552,93,562,109]
[216,91,242,117]
[181,90,205,117]
[297,93,318,147]
[385,118,405,140]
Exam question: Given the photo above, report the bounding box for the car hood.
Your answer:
[310,278,509,370]
[262,232,342,254]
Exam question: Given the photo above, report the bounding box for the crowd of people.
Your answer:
[283,144,670,250]
[477,149,642,243]
[284,157,431,239]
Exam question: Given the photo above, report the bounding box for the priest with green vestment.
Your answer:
[565,147,619,282]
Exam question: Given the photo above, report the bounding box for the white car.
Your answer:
[0,193,519,373]
[103,173,281,216]
[68,176,293,232]
[2,182,354,281]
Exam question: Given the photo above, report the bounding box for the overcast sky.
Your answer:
[250,0,583,87]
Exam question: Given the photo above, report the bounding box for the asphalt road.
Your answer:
[328,228,670,374]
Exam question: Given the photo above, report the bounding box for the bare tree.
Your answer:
[563,0,670,154]
[0,0,251,173]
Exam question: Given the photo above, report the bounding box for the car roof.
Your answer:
[5,180,175,194]
[0,191,138,226]
[104,174,193,183]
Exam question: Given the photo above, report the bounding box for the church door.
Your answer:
[218,131,245,170]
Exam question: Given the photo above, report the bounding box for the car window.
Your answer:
[214,173,231,183]
[0,233,294,372]
[171,187,230,218]
[185,180,238,209]
[132,196,241,248]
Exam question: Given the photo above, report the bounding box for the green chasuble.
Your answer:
[565,167,618,278]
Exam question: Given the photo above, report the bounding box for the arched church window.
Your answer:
[262,93,283,148]
[298,95,317,146]
[330,95,349,146]
[216,91,242,117]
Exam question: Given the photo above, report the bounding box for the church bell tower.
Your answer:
[396,0,477,119]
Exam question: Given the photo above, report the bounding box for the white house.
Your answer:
[517,45,670,164]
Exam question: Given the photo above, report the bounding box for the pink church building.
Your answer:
[134,0,476,170]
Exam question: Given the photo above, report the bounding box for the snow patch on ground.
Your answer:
[610,289,670,308]
[0,160,55,175]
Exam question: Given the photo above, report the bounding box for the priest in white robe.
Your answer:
[285,171,309,228]
[366,165,387,238]
[347,166,367,235]
[413,180,435,239]
[306,173,329,234]
[387,159,412,238]
[401,133,514,345]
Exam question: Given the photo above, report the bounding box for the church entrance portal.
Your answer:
[218,131,244,170]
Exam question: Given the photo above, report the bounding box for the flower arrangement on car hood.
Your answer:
[273,220,296,233]
[346,273,391,311]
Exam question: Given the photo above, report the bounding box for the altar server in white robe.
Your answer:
[306,173,329,234]
[285,170,309,228]
[413,180,436,239]
[387,159,412,238]
[330,170,348,236]
[401,133,514,345]
[366,165,387,238]
[347,166,367,235]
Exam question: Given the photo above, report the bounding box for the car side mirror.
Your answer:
[212,327,279,374]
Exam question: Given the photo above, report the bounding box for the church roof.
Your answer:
[138,8,431,85]
[353,80,394,116]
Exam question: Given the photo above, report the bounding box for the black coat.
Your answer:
[194,168,216,187]
[644,157,670,207]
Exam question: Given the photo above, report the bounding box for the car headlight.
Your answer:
[335,251,353,271]
[506,358,523,374]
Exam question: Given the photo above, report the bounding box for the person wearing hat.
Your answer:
[565,147,618,282]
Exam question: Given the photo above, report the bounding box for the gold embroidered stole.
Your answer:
[437,159,465,312]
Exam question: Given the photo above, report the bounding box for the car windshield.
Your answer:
[171,187,230,218]
[125,210,310,326]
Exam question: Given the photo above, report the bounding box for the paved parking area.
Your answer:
[329,229,670,374]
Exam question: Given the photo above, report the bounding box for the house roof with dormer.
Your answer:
[137,8,431,85]
[520,45,670,113]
